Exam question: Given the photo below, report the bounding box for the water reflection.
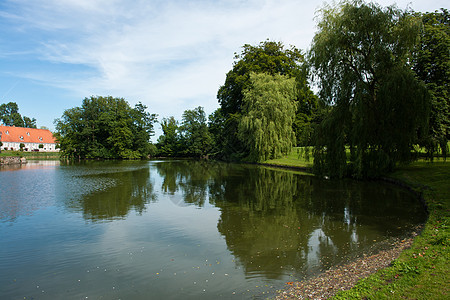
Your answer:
[154,161,426,278]
[0,160,427,299]
[61,161,156,222]
[155,160,218,207]
[0,161,61,222]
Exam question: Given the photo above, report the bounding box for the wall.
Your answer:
[0,156,27,165]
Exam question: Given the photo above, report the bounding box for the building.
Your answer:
[0,126,59,152]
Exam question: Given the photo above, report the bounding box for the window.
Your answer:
[27,132,30,136]
[20,136,24,140]
[39,137,43,142]
[5,130,9,135]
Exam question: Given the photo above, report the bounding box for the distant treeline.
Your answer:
[51,2,448,178]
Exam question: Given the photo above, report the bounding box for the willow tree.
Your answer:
[414,9,449,158]
[216,40,319,160]
[310,0,430,178]
[238,72,297,162]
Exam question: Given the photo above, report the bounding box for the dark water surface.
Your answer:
[0,160,426,299]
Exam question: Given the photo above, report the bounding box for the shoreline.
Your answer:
[276,232,419,299]
[257,162,432,299]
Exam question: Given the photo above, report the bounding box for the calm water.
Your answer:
[0,160,426,299]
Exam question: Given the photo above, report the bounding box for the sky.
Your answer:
[0,0,447,139]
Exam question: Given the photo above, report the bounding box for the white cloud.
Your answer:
[2,0,448,128]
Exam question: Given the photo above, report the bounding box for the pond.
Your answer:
[0,160,426,299]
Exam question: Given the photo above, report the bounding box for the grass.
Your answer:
[0,150,60,160]
[263,147,313,169]
[333,160,449,299]
[264,149,449,299]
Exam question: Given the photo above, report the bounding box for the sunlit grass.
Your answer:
[263,147,313,169]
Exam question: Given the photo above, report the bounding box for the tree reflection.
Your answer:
[155,160,227,207]
[154,161,425,279]
[65,161,156,222]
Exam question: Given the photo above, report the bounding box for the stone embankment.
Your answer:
[0,156,27,165]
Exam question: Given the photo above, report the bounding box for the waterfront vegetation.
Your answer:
[333,160,449,299]
[48,3,447,177]
[1,1,448,298]
[262,143,444,298]
[266,153,449,299]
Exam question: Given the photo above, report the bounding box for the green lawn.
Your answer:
[0,150,60,160]
[263,147,313,169]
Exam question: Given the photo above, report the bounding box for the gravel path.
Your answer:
[276,235,417,300]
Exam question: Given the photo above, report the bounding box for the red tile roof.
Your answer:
[0,126,56,144]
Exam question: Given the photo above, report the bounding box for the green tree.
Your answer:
[157,116,180,157]
[208,108,227,158]
[0,102,36,128]
[238,73,297,162]
[179,106,212,158]
[414,9,449,158]
[54,96,157,159]
[309,0,430,178]
[217,40,319,159]
[23,116,37,128]
[129,102,157,158]
[0,102,19,126]
[54,107,85,158]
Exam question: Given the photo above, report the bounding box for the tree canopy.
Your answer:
[157,116,180,157]
[179,106,212,158]
[54,96,157,159]
[238,72,297,161]
[414,9,449,158]
[156,107,212,158]
[0,102,36,128]
[216,40,320,160]
[309,0,430,178]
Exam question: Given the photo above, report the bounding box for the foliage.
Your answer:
[218,40,304,116]
[216,40,320,160]
[0,102,36,128]
[156,116,180,157]
[156,107,212,158]
[309,0,430,178]
[238,73,297,162]
[414,9,450,159]
[54,96,157,159]
[179,106,212,157]
[207,108,227,158]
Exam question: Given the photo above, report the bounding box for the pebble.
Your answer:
[276,237,415,300]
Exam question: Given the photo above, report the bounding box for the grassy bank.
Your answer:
[334,160,449,299]
[264,147,313,169]
[0,150,60,160]
[268,149,449,299]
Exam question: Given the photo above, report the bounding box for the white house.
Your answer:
[0,126,59,152]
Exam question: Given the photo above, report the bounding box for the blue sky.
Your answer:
[0,0,447,139]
